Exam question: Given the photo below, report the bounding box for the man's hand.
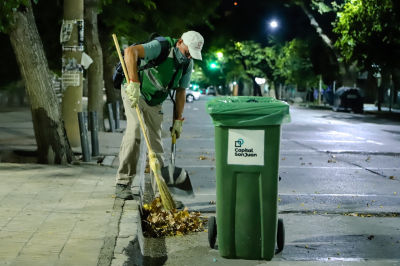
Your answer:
[125,81,140,107]
[171,118,185,139]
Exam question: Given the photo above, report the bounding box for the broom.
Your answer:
[112,34,176,211]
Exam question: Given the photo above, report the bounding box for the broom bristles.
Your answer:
[149,151,176,211]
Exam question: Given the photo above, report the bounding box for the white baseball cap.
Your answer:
[181,31,204,60]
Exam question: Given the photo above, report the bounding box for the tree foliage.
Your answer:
[333,0,400,73]
[271,39,318,88]
[0,0,38,33]
[99,0,219,48]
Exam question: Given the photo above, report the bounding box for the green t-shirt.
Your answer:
[142,40,193,89]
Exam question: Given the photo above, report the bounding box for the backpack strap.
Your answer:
[138,36,171,72]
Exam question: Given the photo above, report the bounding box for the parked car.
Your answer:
[332,87,364,113]
[206,87,216,96]
[186,88,201,103]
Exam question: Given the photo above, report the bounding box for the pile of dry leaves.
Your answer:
[142,197,204,238]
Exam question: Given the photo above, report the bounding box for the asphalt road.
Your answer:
[160,95,400,265]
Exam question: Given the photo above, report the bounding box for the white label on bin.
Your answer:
[228,129,264,165]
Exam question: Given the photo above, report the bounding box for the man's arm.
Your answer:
[124,45,145,82]
[174,87,186,120]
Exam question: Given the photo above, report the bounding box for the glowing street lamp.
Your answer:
[255,78,266,85]
[217,52,223,59]
[270,21,278,28]
[210,63,217,69]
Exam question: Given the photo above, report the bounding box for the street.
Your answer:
[161,95,400,265]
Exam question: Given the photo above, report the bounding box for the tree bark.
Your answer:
[300,3,357,87]
[392,69,400,104]
[103,48,119,105]
[378,71,391,111]
[85,0,105,131]
[252,78,262,96]
[9,2,75,164]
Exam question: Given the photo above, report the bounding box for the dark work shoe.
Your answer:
[115,184,134,200]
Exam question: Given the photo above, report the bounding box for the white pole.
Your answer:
[333,81,336,94]
[319,76,322,105]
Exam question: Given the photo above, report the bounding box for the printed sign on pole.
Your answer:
[228,129,265,166]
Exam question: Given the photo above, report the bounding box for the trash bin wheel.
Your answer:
[208,216,217,249]
[277,218,285,252]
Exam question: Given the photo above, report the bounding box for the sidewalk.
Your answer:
[0,163,120,265]
[0,106,143,266]
[297,102,400,113]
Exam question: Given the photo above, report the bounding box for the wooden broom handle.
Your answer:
[112,34,153,152]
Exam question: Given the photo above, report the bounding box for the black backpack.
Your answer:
[113,33,171,89]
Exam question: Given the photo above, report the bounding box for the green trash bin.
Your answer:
[205,96,291,260]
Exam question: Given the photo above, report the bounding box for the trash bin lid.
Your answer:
[206,96,291,127]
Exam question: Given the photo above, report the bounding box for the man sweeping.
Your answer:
[115,31,204,200]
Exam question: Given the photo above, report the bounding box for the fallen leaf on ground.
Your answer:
[210,167,214,170]
[282,158,286,161]
[368,235,374,240]
[366,157,370,162]
[390,176,397,180]
[328,159,337,163]
[295,245,317,250]
[301,163,305,165]
[142,197,204,238]
[197,156,215,161]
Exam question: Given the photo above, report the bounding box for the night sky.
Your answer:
[193,0,337,50]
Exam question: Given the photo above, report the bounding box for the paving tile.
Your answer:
[2,211,51,232]
[0,241,26,262]
[57,238,104,266]
[0,229,32,243]
[12,252,59,266]
[0,210,19,228]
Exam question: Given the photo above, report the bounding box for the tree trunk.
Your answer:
[9,2,75,164]
[252,77,262,96]
[103,51,117,104]
[300,4,357,87]
[392,69,400,104]
[85,0,105,131]
[378,71,391,111]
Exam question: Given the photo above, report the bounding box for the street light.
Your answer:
[255,78,266,85]
[210,63,217,69]
[217,52,223,59]
[269,20,278,28]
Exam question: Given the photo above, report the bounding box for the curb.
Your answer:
[109,137,168,266]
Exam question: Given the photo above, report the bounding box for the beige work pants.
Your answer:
[116,87,165,186]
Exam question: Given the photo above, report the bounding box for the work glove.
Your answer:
[171,118,185,139]
[125,80,140,107]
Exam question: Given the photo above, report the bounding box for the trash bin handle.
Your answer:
[246,99,258,103]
